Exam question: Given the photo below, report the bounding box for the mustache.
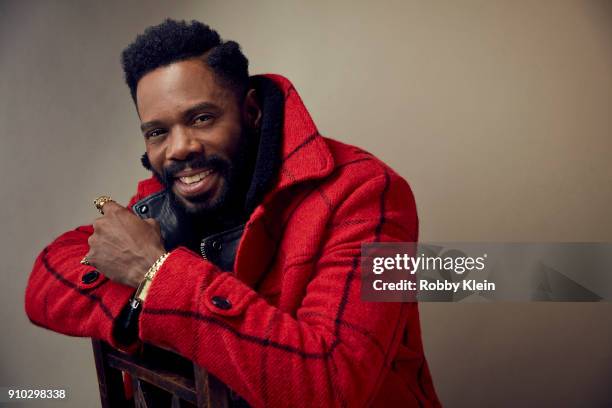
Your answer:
[163,154,229,184]
[140,153,231,187]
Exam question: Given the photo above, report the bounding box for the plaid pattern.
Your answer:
[25,74,440,407]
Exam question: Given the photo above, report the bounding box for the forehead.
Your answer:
[136,59,234,120]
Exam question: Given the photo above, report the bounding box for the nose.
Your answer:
[165,126,203,161]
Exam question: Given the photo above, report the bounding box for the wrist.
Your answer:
[133,251,170,305]
[129,246,166,287]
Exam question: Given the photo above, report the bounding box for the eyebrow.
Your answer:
[182,101,221,120]
[140,120,164,132]
[140,101,222,132]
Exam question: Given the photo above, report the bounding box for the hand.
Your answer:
[85,201,166,287]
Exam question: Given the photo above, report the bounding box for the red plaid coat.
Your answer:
[25,74,440,407]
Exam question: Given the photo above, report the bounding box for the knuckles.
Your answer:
[92,217,105,231]
[145,218,161,231]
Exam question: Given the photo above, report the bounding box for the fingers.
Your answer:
[85,235,95,264]
[144,218,162,234]
[99,200,124,215]
[81,246,95,266]
[144,218,159,226]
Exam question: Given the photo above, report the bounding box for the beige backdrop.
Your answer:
[1,1,611,406]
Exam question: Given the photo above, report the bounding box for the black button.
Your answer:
[211,240,222,251]
[211,296,232,310]
[138,205,148,214]
[82,270,100,284]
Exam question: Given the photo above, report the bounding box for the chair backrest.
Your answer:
[92,339,229,408]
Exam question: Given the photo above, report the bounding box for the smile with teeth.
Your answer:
[178,169,214,184]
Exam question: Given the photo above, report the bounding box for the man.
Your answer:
[25,19,440,407]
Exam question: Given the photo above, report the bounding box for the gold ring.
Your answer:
[80,256,91,266]
[94,195,113,214]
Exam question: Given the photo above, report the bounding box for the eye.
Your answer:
[146,128,167,139]
[193,114,213,125]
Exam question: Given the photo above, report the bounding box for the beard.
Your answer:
[162,153,233,215]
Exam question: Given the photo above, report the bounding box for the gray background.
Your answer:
[1,0,611,406]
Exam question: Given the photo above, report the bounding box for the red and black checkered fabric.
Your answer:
[25,74,440,407]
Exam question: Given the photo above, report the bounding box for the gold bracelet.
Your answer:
[134,252,170,304]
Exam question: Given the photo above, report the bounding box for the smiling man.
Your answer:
[25,19,440,407]
[139,59,257,217]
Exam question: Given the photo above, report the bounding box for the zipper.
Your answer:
[199,239,208,260]
[198,223,245,261]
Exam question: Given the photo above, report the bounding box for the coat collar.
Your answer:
[135,73,335,201]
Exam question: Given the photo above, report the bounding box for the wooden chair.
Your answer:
[92,339,229,408]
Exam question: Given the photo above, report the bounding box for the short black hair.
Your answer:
[121,19,249,103]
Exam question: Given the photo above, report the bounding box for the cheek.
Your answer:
[226,120,249,157]
[207,122,245,160]
[145,145,165,173]
[224,132,244,160]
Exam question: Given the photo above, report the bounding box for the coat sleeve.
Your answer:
[138,171,421,407]
[24,198,140,350]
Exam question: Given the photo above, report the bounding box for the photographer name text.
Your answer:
[372,279,495,292]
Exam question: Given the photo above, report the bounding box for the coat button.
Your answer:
[138,205,148,214]
[82,270,100,284]
[211,296,232,310]
[211,240,222,251]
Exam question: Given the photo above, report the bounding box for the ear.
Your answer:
[141,152,153,170]
[243,88,262,130]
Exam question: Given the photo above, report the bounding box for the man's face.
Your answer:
[136,59,249,214]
